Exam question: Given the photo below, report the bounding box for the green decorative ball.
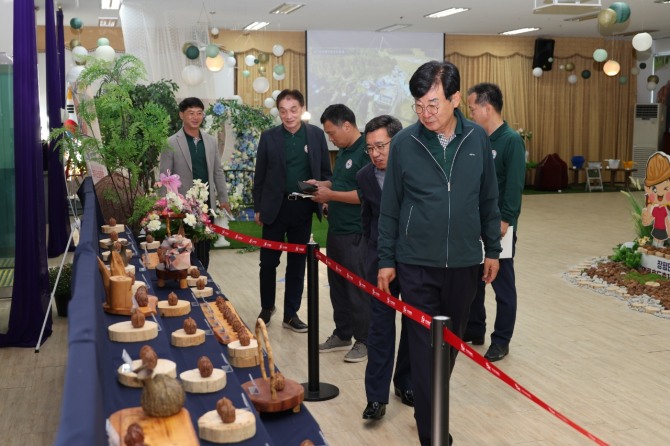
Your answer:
[205,44,220,58]
[609,2,631,24]
[242,69,251,77]
[185,45,200,60]
[618,76,628,85]
[581,70,591,79]
[70,17,83,30]
[273,64,285,75]
[97,37,110,47]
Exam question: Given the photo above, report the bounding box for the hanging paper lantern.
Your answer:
[69,38,80,49]
[272,44,285,57]
[648,75,660,84]
[603,60,620,76]
[252,77,270,93]
[532,67,543,78]
[647,82,658,91]
[593,49,608,63]
[630,67,640,76]
[270,107,279,117]
[210,27,220,37]
[94,45,116,62]
[632,33,653,52]
[565,62,575,72]
[242,69,251,77]
[258,53,269,64]
[185,45,200,60]
[225,56,236,68]
[273,64,285,75]
[618,75,628,85]
[182,65,204,86]
[597,9,617,27]
[263,97,275,109]
[66,65,85,83]
[581,70,591,79]
[272,89,281,100]
[97,37,110,47]
[205,53,225,72]
[244,54,257,66]
[609,2,631,24]
[205,44,220,58]
[72,45,88,64]
[258,66,267,76]
[567,74,578,84]
[69,17,83,30]
[273,72,286,81]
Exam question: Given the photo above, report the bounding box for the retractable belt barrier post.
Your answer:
[210,223,609,445]
[431,316,451,446]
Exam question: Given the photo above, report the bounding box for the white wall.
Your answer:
[0,0,13,55]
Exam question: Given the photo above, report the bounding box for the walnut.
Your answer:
[146,234,154,243]
[127,271,136,285]
[183,317,197,335]
[300,440,315,446]
[274,372,285,391]
[110,230,119,242]
[112,241,122,252]
[139,345,158,370]
[124,422,144,446]
[190,268,201,279]
[216,397,236,424]
[167,292,178,306]
[216,296,226,306]
[131,310,145,328]
[231,318,242,333]
[196,277,207,290]
[238,330,251,347]
[198,356,213,378]
[135,286,148,307]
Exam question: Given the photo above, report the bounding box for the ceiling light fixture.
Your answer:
[269,3,305,14]
[100,0,122,10]
[653,0,670,4]
[563,12,599,22]
[424,7,470,19]
[98,17,118,27]
[500,27,540,36]
[243,21,270,31]
[376,24,411,32]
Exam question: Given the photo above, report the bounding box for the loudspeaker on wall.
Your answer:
[533,38,555,71]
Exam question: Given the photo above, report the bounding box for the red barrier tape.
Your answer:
[211,223,609,445]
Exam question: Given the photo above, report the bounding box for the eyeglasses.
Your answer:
[412,103,439,115]
[366,141,391,154]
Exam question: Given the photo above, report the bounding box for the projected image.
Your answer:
[307,31,444,131]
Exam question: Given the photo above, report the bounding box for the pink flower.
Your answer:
[158,170,182,194]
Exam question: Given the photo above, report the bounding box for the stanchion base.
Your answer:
[301,382,339,402]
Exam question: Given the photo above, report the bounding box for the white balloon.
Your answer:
[272,44,285,57]
[94,44,116,62]
[273,71,286,81]
[226,56,236,67]
[532,67,543,77]
[270,107,279,117]
[632,32,653,52]
[647,81,658,91]
[72,45,88,63]
[568,74,578,84]
[244,54,257,66]
[264,97,275,108]
[210,27,220,36]
[181,65,204,86]
[272,89,282,100]
[66,65,85,83]
[230,94,243,104]
[252,76,270,93]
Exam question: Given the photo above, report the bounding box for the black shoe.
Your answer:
[484,343,509,362]
[257,306,276,326]
[282,315,308,333]
[462,332,485,345]
[394,387,414,407]
[362,402,386,420]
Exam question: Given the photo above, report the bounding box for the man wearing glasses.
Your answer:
[377,61,501,446]
[357,115,413,421]
[160,97,231,270]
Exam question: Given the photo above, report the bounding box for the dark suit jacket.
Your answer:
[253,123,332,225]
[356,163,383,283]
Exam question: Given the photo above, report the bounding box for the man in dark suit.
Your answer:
[253,89,332,332]
[356,115,412,421]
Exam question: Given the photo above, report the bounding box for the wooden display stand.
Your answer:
[227,339,260,368]
[156,263,189,289]
[110,407,198,446]
[101,223,125,234]
[117,359,177,388]
[140,240,161,250]
[171,328,206,347]
[157,299,191,317]
[241,320,304,413]
[192,286,213,298]
[198,409,256,444]
[202,301,254,345]
[99,237,128,249]
[108,321,158,343]
[180,368,227,393]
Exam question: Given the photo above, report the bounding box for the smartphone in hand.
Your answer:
[297,181,317,194]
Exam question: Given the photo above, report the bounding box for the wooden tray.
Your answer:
[109,407,198,446]
[201,300,254,345]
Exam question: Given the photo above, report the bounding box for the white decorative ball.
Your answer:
[263,97,275,108]
[272,44,285,57]
[94,44,116,62]
[252,77,270,94]
[273,72,286,81]
[181,65,204,86]
[568,74,578,84]
[72,45,88,64]
[272,89,281,100]
[270,107,279,117]
[244,54,257,67]
[66,65,85,83]
[632,33,653,52]
[532,67,543,78]
[226,56,236,68]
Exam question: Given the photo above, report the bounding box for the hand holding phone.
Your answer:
[297,181,317,194]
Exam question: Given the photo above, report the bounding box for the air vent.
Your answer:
[635,104,660,120]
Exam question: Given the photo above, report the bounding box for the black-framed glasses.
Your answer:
[366,141,391,154]
[412,103,439,115]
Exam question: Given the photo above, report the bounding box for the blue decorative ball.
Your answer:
[70,17,83,30]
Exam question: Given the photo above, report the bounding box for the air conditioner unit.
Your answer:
[633,103,665,148]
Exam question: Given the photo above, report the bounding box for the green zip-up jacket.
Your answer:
[378,108,502,269]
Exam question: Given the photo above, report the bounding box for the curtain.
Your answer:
[57,6,65,107]
[0,0,51,347]
[46,0,70,258]
[235,49,305,108]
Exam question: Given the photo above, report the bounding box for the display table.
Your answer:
[570,167,637,189]
[55,178,323,446]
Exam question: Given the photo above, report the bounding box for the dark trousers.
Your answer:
[259,198,313,320]
[466,233,517,345]
[192,240,210,270]
[326,232,369,344]
[364,275,411,403]
[397,262,480,446]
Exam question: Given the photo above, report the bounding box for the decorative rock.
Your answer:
[645,281,661,287]
[631,302,645,309]
[645,306,661,313]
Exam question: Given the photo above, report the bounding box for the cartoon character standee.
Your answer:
[641,152,670,247]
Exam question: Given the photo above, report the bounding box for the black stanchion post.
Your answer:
[431,315,451,445]
[301,238,339,401]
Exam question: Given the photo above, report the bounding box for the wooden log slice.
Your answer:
[157,299,191,317]
[192,287,213,298]
[99,237,128,249]
[228,339,259,359]
[140,240,161,250]
[110,407,198,446]
[105,264,136,275]
[117,358,177,388]
[101,223,126,234]
[241,378,304,413]
[186,277,199,287]
[108,320,158,343]
[171,328,206,347]
[180,368,227,393]
[229,355,260,368]
[198,409,256,444]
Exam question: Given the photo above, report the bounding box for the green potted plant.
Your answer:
[49,263,73,317]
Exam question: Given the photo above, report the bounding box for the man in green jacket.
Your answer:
[465,83,526,362]
[377,60,501,446]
